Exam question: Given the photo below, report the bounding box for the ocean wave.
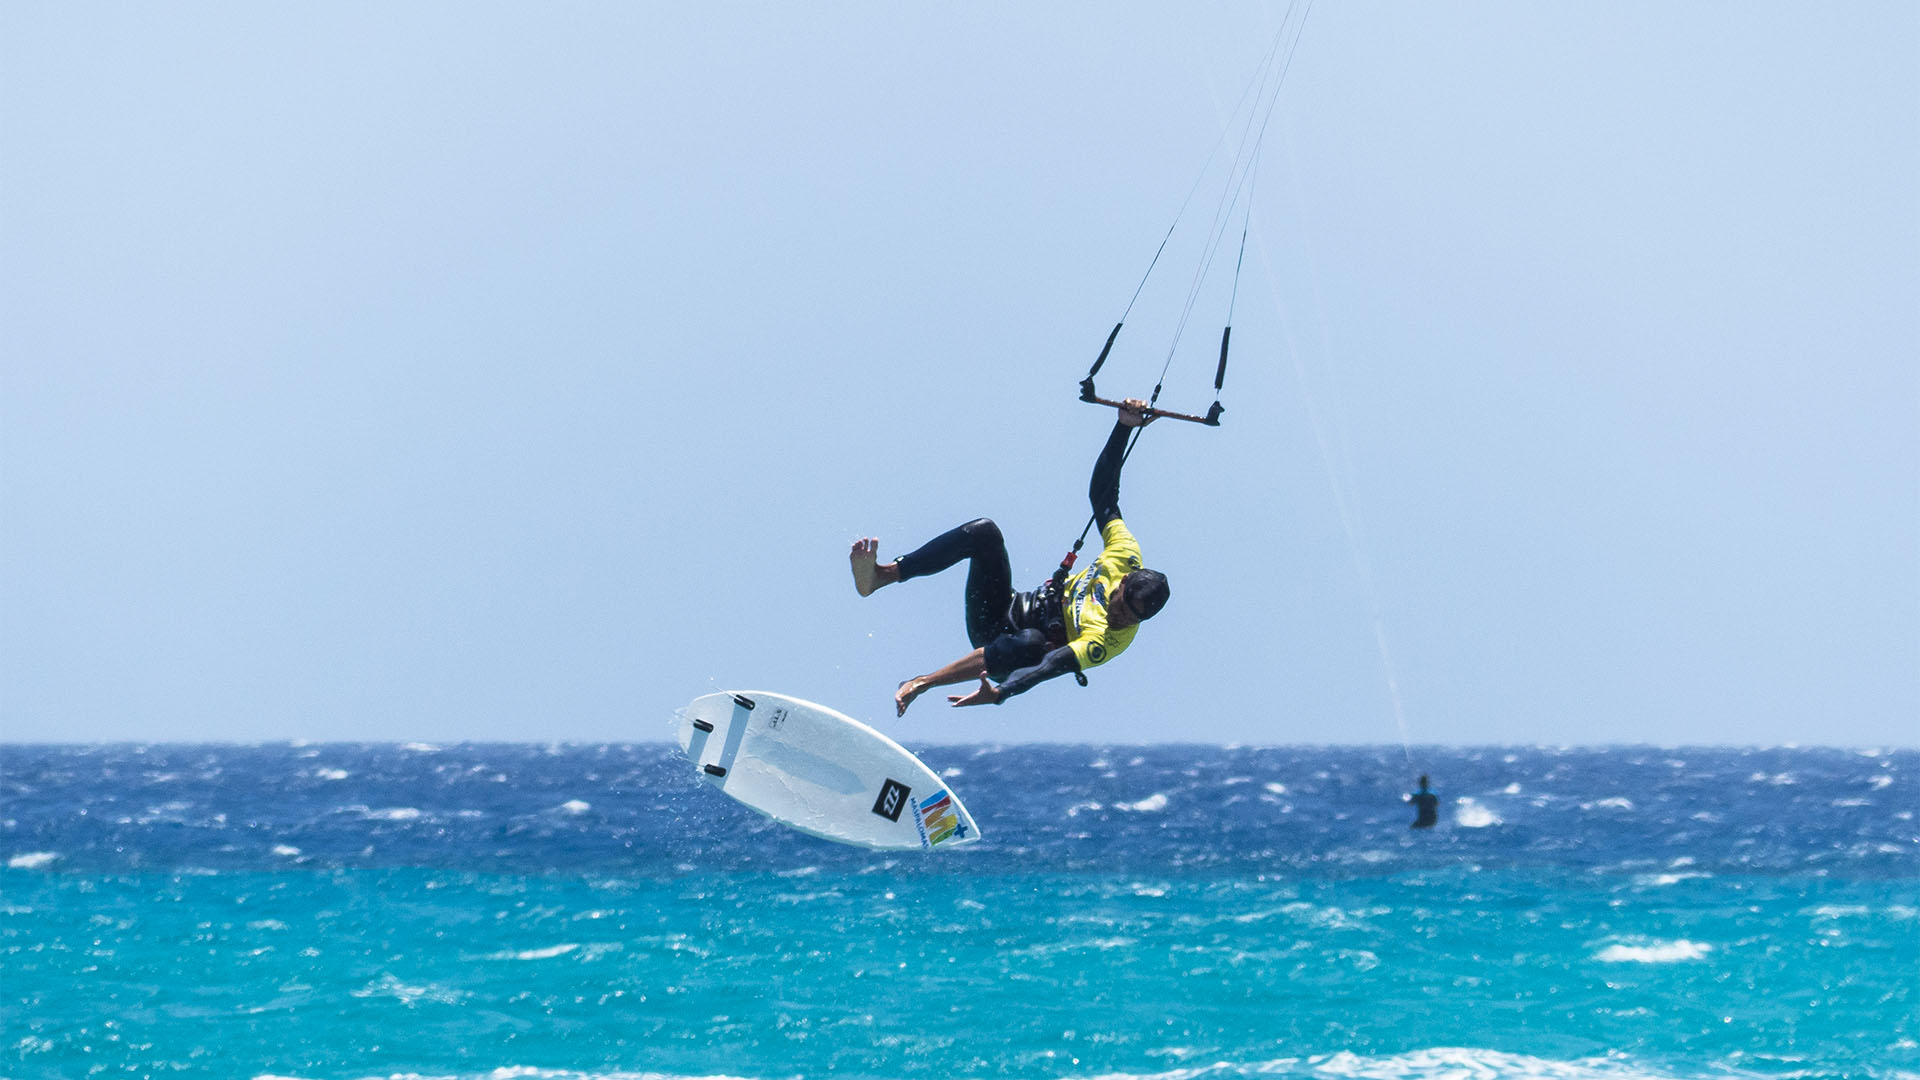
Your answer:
[486,943,581,961]
[4,743,1912,878]
[348,973,468,1006]
[1633,872,1712,887]
[1300,1047,1671,1080]
[7,851,58,869]
[344,805,424,822]
[1594,939,1714,963]
[250,1071,766,1080]
[257,1048,1746,1080]
[1069,1048,1773,1080]
[1453,798,1502,828]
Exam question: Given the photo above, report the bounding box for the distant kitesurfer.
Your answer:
[1407,775,1439,829]
[850,399,1171,716]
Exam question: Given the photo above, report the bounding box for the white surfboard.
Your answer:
[676,690,980,851]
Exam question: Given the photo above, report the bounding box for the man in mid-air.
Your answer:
[849,399,1171,716]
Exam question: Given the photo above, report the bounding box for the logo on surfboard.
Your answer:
[872,778,911,822]
[913,789,967,847]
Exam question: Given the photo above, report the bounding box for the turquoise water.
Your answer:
[7,869,1916,1078]
[3,744,1915,1079]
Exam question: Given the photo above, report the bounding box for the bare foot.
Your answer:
[850,537,890,597]
[895,678,926,717]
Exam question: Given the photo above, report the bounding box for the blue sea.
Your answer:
[2,743,1915,1080]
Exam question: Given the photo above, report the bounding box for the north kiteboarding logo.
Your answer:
[913,789,967,847]
[871,778,910,822]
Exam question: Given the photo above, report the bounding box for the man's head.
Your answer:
[1119,568,1169,622]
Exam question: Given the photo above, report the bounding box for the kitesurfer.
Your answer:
[850,399,1171,716]
[1407,774,1439,829]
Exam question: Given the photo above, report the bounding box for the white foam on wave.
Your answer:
[558,800,591,815]
[271,845,301,858]
[1453,798,1501,828]
[1011,935,1138,958]
[349,973,467,1006]
[491,943,581,961]
[1633,872,1711,887]
[314,768,349,781]
[1069,1046,1701,1080]
[1117,793,1169,813]
[7,851,58,869]
[1582,797,1634,811]
[369,1056,753,1080]
[1307,1046,1692,1080]
[1594,939,1713,964]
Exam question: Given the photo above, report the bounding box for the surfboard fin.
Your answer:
[703,764,727,777]
[692,719,715,733]
[731,694,755,710]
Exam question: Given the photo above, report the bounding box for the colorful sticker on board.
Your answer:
[914,789,966,847]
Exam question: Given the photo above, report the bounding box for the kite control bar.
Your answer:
[1079,379,1224,426]
[1076,319,1229,427]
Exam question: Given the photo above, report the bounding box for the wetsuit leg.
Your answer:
[893,518,1014,649]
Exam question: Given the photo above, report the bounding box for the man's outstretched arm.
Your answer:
[1088,421,1130,529]
[1089,399,1154,528]
[998,646,1080,700]
[948,647,1081,707]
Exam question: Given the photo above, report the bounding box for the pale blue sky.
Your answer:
[3,2,1915,746]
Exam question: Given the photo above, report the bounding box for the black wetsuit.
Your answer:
[892,420,1133,695]
[1409,788,1439,829]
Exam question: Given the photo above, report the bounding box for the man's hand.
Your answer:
[948,675,1003,708]
[1118,397,1156,428]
